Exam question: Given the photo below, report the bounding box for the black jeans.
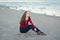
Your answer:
[20,25,40,33]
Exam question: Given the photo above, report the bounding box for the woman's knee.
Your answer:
[28,25,32,28]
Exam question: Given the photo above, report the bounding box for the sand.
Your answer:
[0,5,60,40]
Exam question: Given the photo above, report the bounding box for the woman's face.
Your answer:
[26,12,30,17]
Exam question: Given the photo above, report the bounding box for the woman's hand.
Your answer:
[34,28,37,32]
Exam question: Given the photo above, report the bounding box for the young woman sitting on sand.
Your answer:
[19,11,45,35]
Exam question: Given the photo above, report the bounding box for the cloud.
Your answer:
[0,0,48,2]
[0,0,19,2]
[0,0,60,3]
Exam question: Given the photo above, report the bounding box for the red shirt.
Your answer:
[20,17,35,29]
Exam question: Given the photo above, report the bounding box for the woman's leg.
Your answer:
[26,25,41,33]
[20,25,33,33]
[20,25,45,35]
[28,25,46,35]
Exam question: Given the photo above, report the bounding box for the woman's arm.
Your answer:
[28,17,35,28]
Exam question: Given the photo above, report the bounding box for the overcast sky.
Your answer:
[0,0,60,3]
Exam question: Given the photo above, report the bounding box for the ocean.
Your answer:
[0,2,60,16]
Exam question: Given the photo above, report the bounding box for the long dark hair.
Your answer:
[20,11,30,24]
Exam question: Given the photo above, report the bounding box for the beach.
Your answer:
[0,5,60,40]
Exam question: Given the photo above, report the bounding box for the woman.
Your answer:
[19,11,45,35]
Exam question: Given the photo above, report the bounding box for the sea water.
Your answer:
[0,2,60,16]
